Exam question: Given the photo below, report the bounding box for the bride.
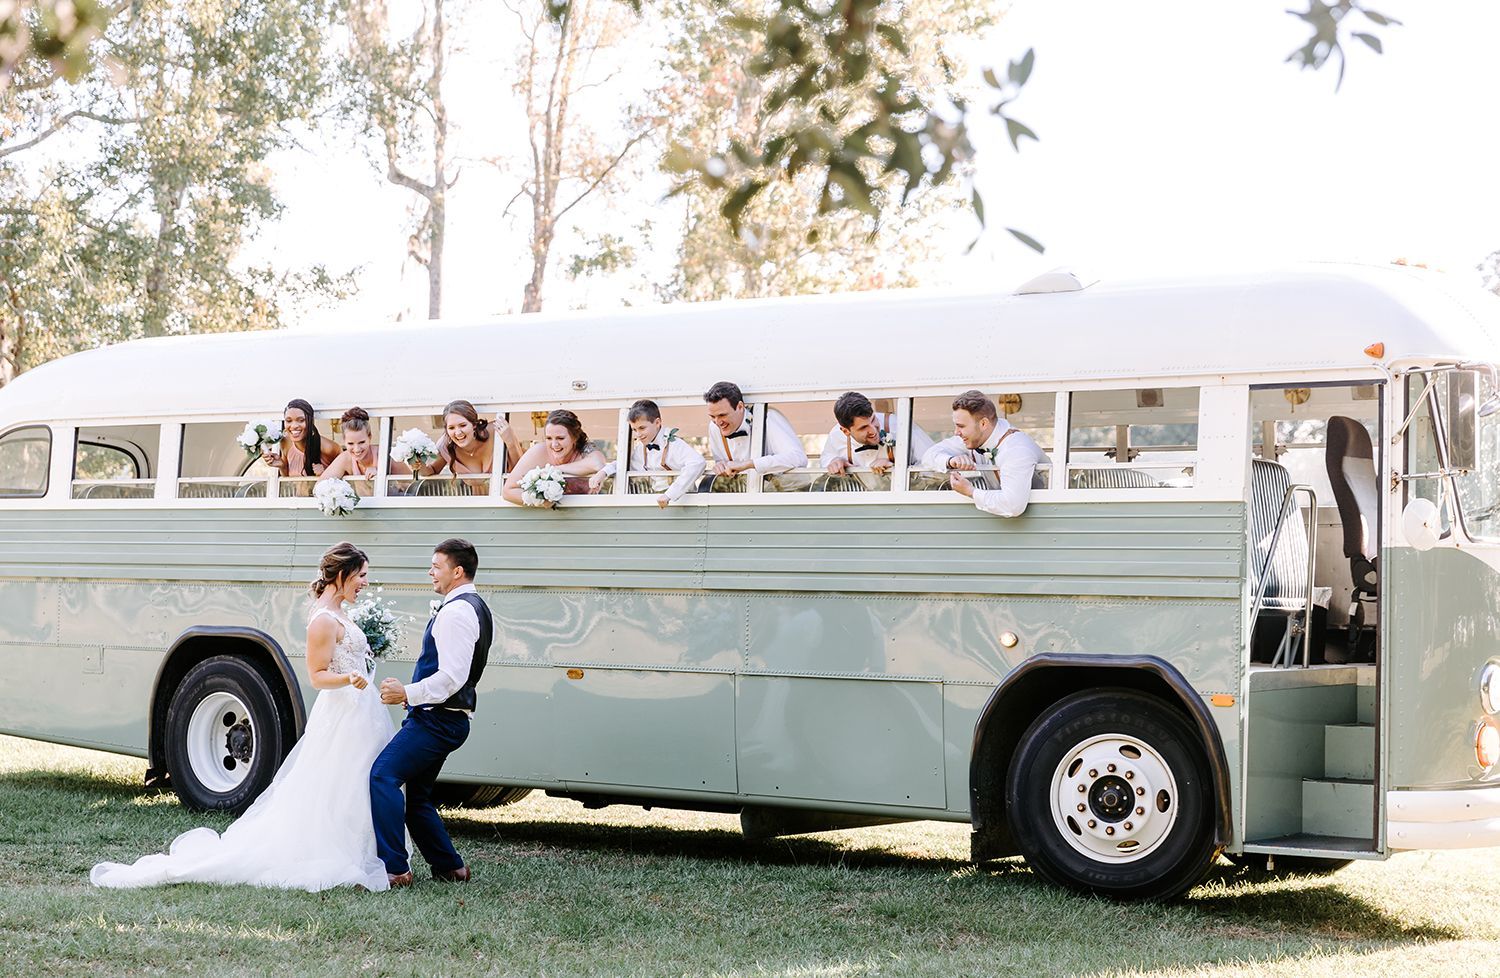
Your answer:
[92,543,396,891]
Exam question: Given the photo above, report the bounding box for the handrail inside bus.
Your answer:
[1248,483,1319,668]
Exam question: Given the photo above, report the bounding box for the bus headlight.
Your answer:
[1477,721,1500,770]
[1482,663,1500,715]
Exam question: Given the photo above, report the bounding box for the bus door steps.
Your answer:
[1324,722,1375,780]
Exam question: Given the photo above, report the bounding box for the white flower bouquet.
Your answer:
[350,586,408,672]
[235,418,284,458]
[312,477,359,517]
[391,428,440,481]
[519,465,567,507]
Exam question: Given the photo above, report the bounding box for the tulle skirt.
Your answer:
[91,681,396,892]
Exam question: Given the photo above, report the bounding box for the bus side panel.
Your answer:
[1387,546,1500,789]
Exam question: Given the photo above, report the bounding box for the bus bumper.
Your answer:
[1388,787,1500,850]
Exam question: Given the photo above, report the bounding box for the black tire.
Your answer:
[432,783,534,809]
[1005,688,1220,900]
[164,656,289,815]
[1225,852,1353,876]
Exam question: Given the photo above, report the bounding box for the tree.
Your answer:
[344,0,456,319]
[649,0,994,302]
[1480,250,1500,297]
[0,0,348,385]
[503,0,654,313]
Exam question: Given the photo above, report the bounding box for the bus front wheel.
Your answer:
[1006,689,1219,900]
[164,656,288,815]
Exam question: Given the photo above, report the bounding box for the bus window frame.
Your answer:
[0,423,52,500]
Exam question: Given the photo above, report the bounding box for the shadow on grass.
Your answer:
[0,767,168,803]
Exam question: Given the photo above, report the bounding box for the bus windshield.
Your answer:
[1410,366,1500,540]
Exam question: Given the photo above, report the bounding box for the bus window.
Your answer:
[387,412,483,498]
[503,407,620,497]
[0,426,49,497]
[770,397,899,493]
[617,403,712,497]
[72,424,158,499]
[179,422,274,498]
[1068,387,1199,489]
[909,392,1054,491]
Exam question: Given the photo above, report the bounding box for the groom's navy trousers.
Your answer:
[371,706,470,876]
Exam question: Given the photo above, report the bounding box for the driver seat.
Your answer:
[1326,416,1378,656]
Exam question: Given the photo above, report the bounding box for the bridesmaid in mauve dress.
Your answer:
[501,409,608,506]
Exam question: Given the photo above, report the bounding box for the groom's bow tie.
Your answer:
[725,430,749,439]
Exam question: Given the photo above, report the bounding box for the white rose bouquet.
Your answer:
[349,586,408,673]
[519,465,567,507]
[312,477,359,517]
[236,418,284,458]
[391,428,440,482]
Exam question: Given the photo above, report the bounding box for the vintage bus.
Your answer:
[2,263,1498,899]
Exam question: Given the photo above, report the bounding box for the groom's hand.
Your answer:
[379,679,408,705]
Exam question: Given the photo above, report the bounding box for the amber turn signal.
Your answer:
[1477,720,1500,770]
[1364,342,1385,358]
[1210,694,1235,708]
[566,668,584,680]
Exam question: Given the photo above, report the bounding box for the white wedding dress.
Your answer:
[92,608,396,892]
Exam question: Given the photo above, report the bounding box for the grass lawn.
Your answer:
[2,735,1498,977]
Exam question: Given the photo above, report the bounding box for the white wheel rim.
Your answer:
[1048,733,1180,864]
[185,691,255,794]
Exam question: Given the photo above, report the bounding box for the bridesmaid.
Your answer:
[503,409,607,506]
[421,399,522,480]
[321,408,408,495]
[262,399,339,478]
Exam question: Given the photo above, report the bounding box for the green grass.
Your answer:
[2,735,1498,977]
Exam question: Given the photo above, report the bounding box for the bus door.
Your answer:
[1238,382,1383,862]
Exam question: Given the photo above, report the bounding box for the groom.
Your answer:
[372,538,493,888]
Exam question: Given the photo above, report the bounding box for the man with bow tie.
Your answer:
[921,389,1048,517]
[590,399,707,507]
[819,391,935,480]
[703,380,807,487]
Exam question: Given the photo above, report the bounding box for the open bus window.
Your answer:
[617,403,711,497]
[909,392,1054,492]
[499,407,620,498]
[0,426,49,497]
[73,424,158,500]
[762,398,895,494]
[387,412,486,498]
[179,422,275,499]
[1068,387,1198,489]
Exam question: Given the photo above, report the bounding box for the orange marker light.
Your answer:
[1364,342,1385,359]
[1210,694,1235,708]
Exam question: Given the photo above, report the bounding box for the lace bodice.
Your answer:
[312,608,372,678]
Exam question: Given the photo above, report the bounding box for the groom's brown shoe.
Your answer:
[387,871,414,888]
[433,866,470,883]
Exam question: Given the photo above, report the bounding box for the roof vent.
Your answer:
[1013,267,1095,296]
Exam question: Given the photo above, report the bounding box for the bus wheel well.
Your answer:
[968,655,1232,864]
[147,630,304,784]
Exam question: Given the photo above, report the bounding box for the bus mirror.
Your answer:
[1403,497,1441,552]
[1447,371,1478,471]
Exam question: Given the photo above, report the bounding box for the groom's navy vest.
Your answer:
[412,591,492,712]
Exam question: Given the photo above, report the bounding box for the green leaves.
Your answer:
[1284,1,1399,91]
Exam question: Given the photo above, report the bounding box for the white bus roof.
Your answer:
[6,262,1498,424]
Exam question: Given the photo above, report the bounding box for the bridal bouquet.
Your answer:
[350,586,407,671]
[391,428,439,474]
[312,477,359,517]
[235,418,283,458]
[519,465,566,506]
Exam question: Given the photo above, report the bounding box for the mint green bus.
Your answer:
[3,264,1499,898]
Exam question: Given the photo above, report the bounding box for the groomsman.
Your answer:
[703,380,807,482]
[921,390,1047,517]
[819,391,935,476]
[590,399,707,508]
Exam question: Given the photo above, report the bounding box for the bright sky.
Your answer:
[262,0,1499,327]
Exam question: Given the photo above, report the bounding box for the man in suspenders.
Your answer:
[590,399,707,507]
[819,391,935,478]
[373,538,492,887]
[921,390,1048,517]
[703,380,807,486]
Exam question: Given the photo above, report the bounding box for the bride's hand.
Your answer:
[348,673,369,690]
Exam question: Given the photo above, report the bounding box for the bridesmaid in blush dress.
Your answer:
[262,398,339,482]
[502,409,607,506]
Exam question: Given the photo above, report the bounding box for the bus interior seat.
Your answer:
[1249,457,1332,664]
[1070,467,1164,489]
[1326,415,1379,655]
[814,473,872,492]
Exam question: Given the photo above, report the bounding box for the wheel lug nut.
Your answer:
[1123,821,1133,830]
[1107,763,1116,773]
[1136,807,1145,816]
[1125,771,1134,780]
[1136,787,1145,796]
[1087,819,1097,828]
[1105,826,1115,836]
[1088,769,1097,778]
[1078,784,1086,793]
[1077,803,1086,813]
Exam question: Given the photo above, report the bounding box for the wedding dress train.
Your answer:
[91,609,395,892]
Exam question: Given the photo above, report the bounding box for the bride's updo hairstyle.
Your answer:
[310,541,368,598]
[341,406,372,434]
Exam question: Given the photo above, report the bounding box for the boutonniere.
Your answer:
[663,427,679,445]
[877,429,895,449]
[429,598,443,619]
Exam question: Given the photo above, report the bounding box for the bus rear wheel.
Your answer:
[433,783,534,809]
[1006,689,1219,900]
[164,656,288,815]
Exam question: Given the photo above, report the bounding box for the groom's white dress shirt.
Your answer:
[709,407,807,474]
[597,429,708,502]
[816,412,936,469]
[921,420,1048,518]
[405,582,479,711]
